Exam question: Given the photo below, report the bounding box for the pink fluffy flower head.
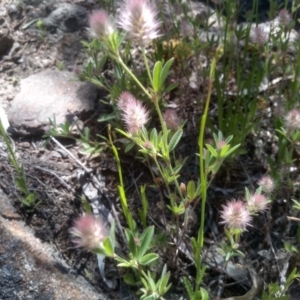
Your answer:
[220,199,252,231]
[278,9,292,27]
[250,26,268,45]
[284,109,300,132]
[117,91,149,134]
[70,214,108,251]
[258,175,275,194]
[89,10,115,40]
[247,193,269,213]
[117,0,161,45]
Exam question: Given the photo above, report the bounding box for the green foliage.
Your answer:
[202,131,240,175]
[183,277,209,300]
[151,58,177,93]
[45,118,75,140]
[19,191,41,212]
[0,119,41,211]
[139,265,172,300]
[262,268,300,300]
[45,118,108,156]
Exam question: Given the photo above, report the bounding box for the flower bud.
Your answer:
[180,182,186,195]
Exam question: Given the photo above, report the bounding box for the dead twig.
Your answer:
[33,165,75,192]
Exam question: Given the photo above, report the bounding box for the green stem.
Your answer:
[108,125,124,188]
[116,53,152,100]
[108,125,134,230]
[198,54,219,250]
[142,47,153,86]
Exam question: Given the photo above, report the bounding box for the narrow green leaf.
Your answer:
[123,273,137,286]
[292,199,300,210]
[125,142,135,153]
[183,277,193,299]
[161,264,167,278]
[139,226,154,258]
[102,237,115,257]
[256,186,262,195]
[212,132,218,144]
[117,262,132,268]
[187,180,196,198]
[220,144,230,157]
[245,187,251,201]
[97,113,116,122]
[150,128,158,149]
[141,277,149,289]
[141,126,149,141]
[172,164,183,176]
[125,229,138,258]
[205,144,218,157]
[152,61,162,92]
[109,221,116,251]
[139,149,150,155]
[147,271,157,290]
[224,144,240,156]
[160,57,174,85]
[225,135,233,143]
[164,82,179,93]
[167,174,180,183]
[168,129,183,152]
[15,177,28,194]
[157,131,164,149]
[200,288,209,300]
[139,253,159,265]
[61,120,70,133]
[158,271,171,294]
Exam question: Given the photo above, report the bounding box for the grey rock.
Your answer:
[42,3,88,33]
[8,69,98,136]
[0,188,108,300]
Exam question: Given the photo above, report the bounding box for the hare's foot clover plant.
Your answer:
[69,0,239,298]
[220,182,271,261]
[67,0,300,298]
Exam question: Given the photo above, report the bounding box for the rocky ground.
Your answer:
[1,0,300,299]
[0,0,118,299]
